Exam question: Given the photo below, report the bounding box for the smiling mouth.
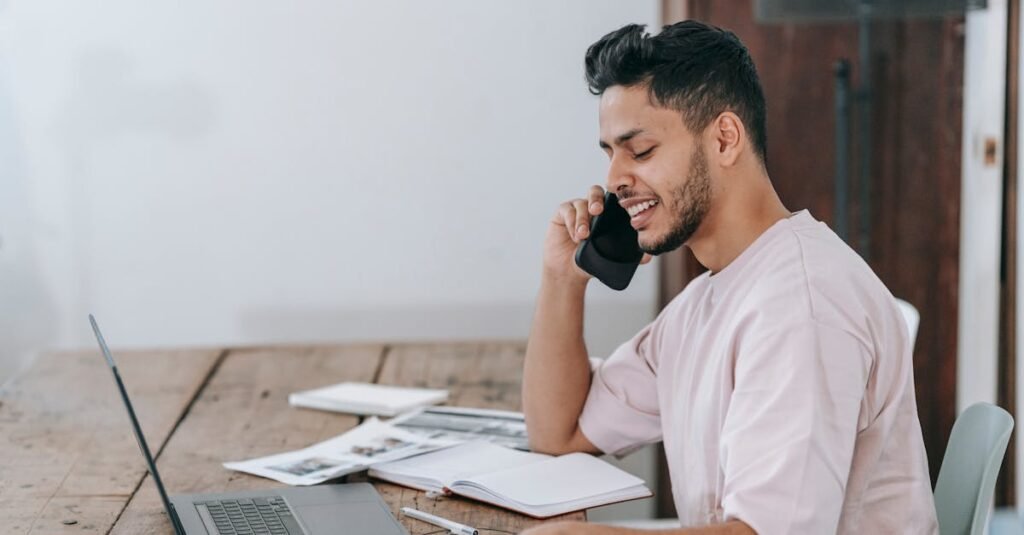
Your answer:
[625,199,659,217]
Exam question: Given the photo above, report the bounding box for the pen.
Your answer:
[400,506,478,535]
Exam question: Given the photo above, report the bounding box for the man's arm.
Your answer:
[718,321,869,533]
[523,271,600,455]
[522,186,607,455]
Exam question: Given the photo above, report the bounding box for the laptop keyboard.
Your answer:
[196,496,305,535]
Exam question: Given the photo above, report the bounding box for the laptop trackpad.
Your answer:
[295,502,406,535]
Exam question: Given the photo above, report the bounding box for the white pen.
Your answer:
[400,506,478,535]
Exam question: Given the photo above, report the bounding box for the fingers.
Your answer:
[588,185,605,215]
[572,199,591,239]
[640,253,652,265]
[557,201,582,243]
[554,186,606,244]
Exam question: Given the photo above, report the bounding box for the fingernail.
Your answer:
[590,202,601,211]
[577,225,588,237]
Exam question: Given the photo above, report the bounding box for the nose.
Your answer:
[605,155,636,194]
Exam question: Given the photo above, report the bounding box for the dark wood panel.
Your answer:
[998,0,1019,506]
[868,14,964,490]
[658,0,964,512]
[689,0,861,228]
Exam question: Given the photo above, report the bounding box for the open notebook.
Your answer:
[368,441,651,518]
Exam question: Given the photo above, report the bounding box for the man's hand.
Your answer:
[524,185,653,454]
[542,185,607,284]
[542,185,651,284]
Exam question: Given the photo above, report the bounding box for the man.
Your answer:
[521,21,938,534]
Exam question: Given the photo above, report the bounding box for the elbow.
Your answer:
[524,417,575,455]
[527,436,573,456]
[526,425,595,456]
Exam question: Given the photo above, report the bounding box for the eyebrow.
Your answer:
[598,128,644,150]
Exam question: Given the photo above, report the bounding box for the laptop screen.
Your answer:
[90,314,185,535]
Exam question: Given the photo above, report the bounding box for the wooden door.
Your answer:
[656,0,965,516]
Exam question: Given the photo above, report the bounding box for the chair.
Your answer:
[895,298,920,345]
[933,402,1014,535]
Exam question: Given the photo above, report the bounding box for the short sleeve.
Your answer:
[578,324,663,456]
[721,321,870,534]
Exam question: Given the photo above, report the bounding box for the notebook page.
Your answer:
[370,441,548,485]
[451,482,651,518]
[455,452,646,507]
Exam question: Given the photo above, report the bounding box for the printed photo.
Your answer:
[267,456,344,477]
[349,436,421,458]
[394,408,529,450]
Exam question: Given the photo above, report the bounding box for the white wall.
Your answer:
[0,1,661,381]
[0,0,662,522]
[959,0,1005,414]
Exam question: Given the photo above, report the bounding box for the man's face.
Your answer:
[598,85,712,255]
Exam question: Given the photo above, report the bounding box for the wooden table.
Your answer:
[0,342,585,534]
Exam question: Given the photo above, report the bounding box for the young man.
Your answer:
[521,21,938,534]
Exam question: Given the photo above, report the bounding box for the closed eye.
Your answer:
[634,147,655,160]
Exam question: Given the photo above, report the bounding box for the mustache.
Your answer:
[614,189,659,203]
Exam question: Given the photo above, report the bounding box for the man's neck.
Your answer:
[686,180,790,274]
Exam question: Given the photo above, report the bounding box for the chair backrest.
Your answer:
[933,402,1014,535]
[895,298,920,347]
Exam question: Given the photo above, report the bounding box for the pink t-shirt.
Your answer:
[578,211,938,534]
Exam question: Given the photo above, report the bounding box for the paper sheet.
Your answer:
[223,418,455,485]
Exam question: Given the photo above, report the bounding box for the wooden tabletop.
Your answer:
[0,342,585,534]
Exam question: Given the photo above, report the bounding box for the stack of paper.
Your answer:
[288,382,448,416]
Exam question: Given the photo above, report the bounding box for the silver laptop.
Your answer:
[90,314,408,535]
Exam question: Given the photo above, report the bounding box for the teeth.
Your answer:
[626,200,658,217]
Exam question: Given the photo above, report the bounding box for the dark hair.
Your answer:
[585,21,767,164]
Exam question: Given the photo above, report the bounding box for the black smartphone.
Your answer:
[574,191,643,290]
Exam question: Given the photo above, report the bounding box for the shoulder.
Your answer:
[739,213,908,360]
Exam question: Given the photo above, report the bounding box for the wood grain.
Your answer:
[110,344,384,534]
[0,349,222,534]
[371,342,585,534]
[5,342,587,534]
[377,342,527,410]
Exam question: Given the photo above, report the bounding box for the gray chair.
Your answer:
[896,298,920,344]
[933,402,1014,535]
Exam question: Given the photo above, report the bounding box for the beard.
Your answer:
[640,146,712,256]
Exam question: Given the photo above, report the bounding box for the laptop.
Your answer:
[90,314,409,535]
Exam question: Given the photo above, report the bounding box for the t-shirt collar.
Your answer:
[706,210,812,294]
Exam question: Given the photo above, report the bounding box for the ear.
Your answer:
[710,112,744,167]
